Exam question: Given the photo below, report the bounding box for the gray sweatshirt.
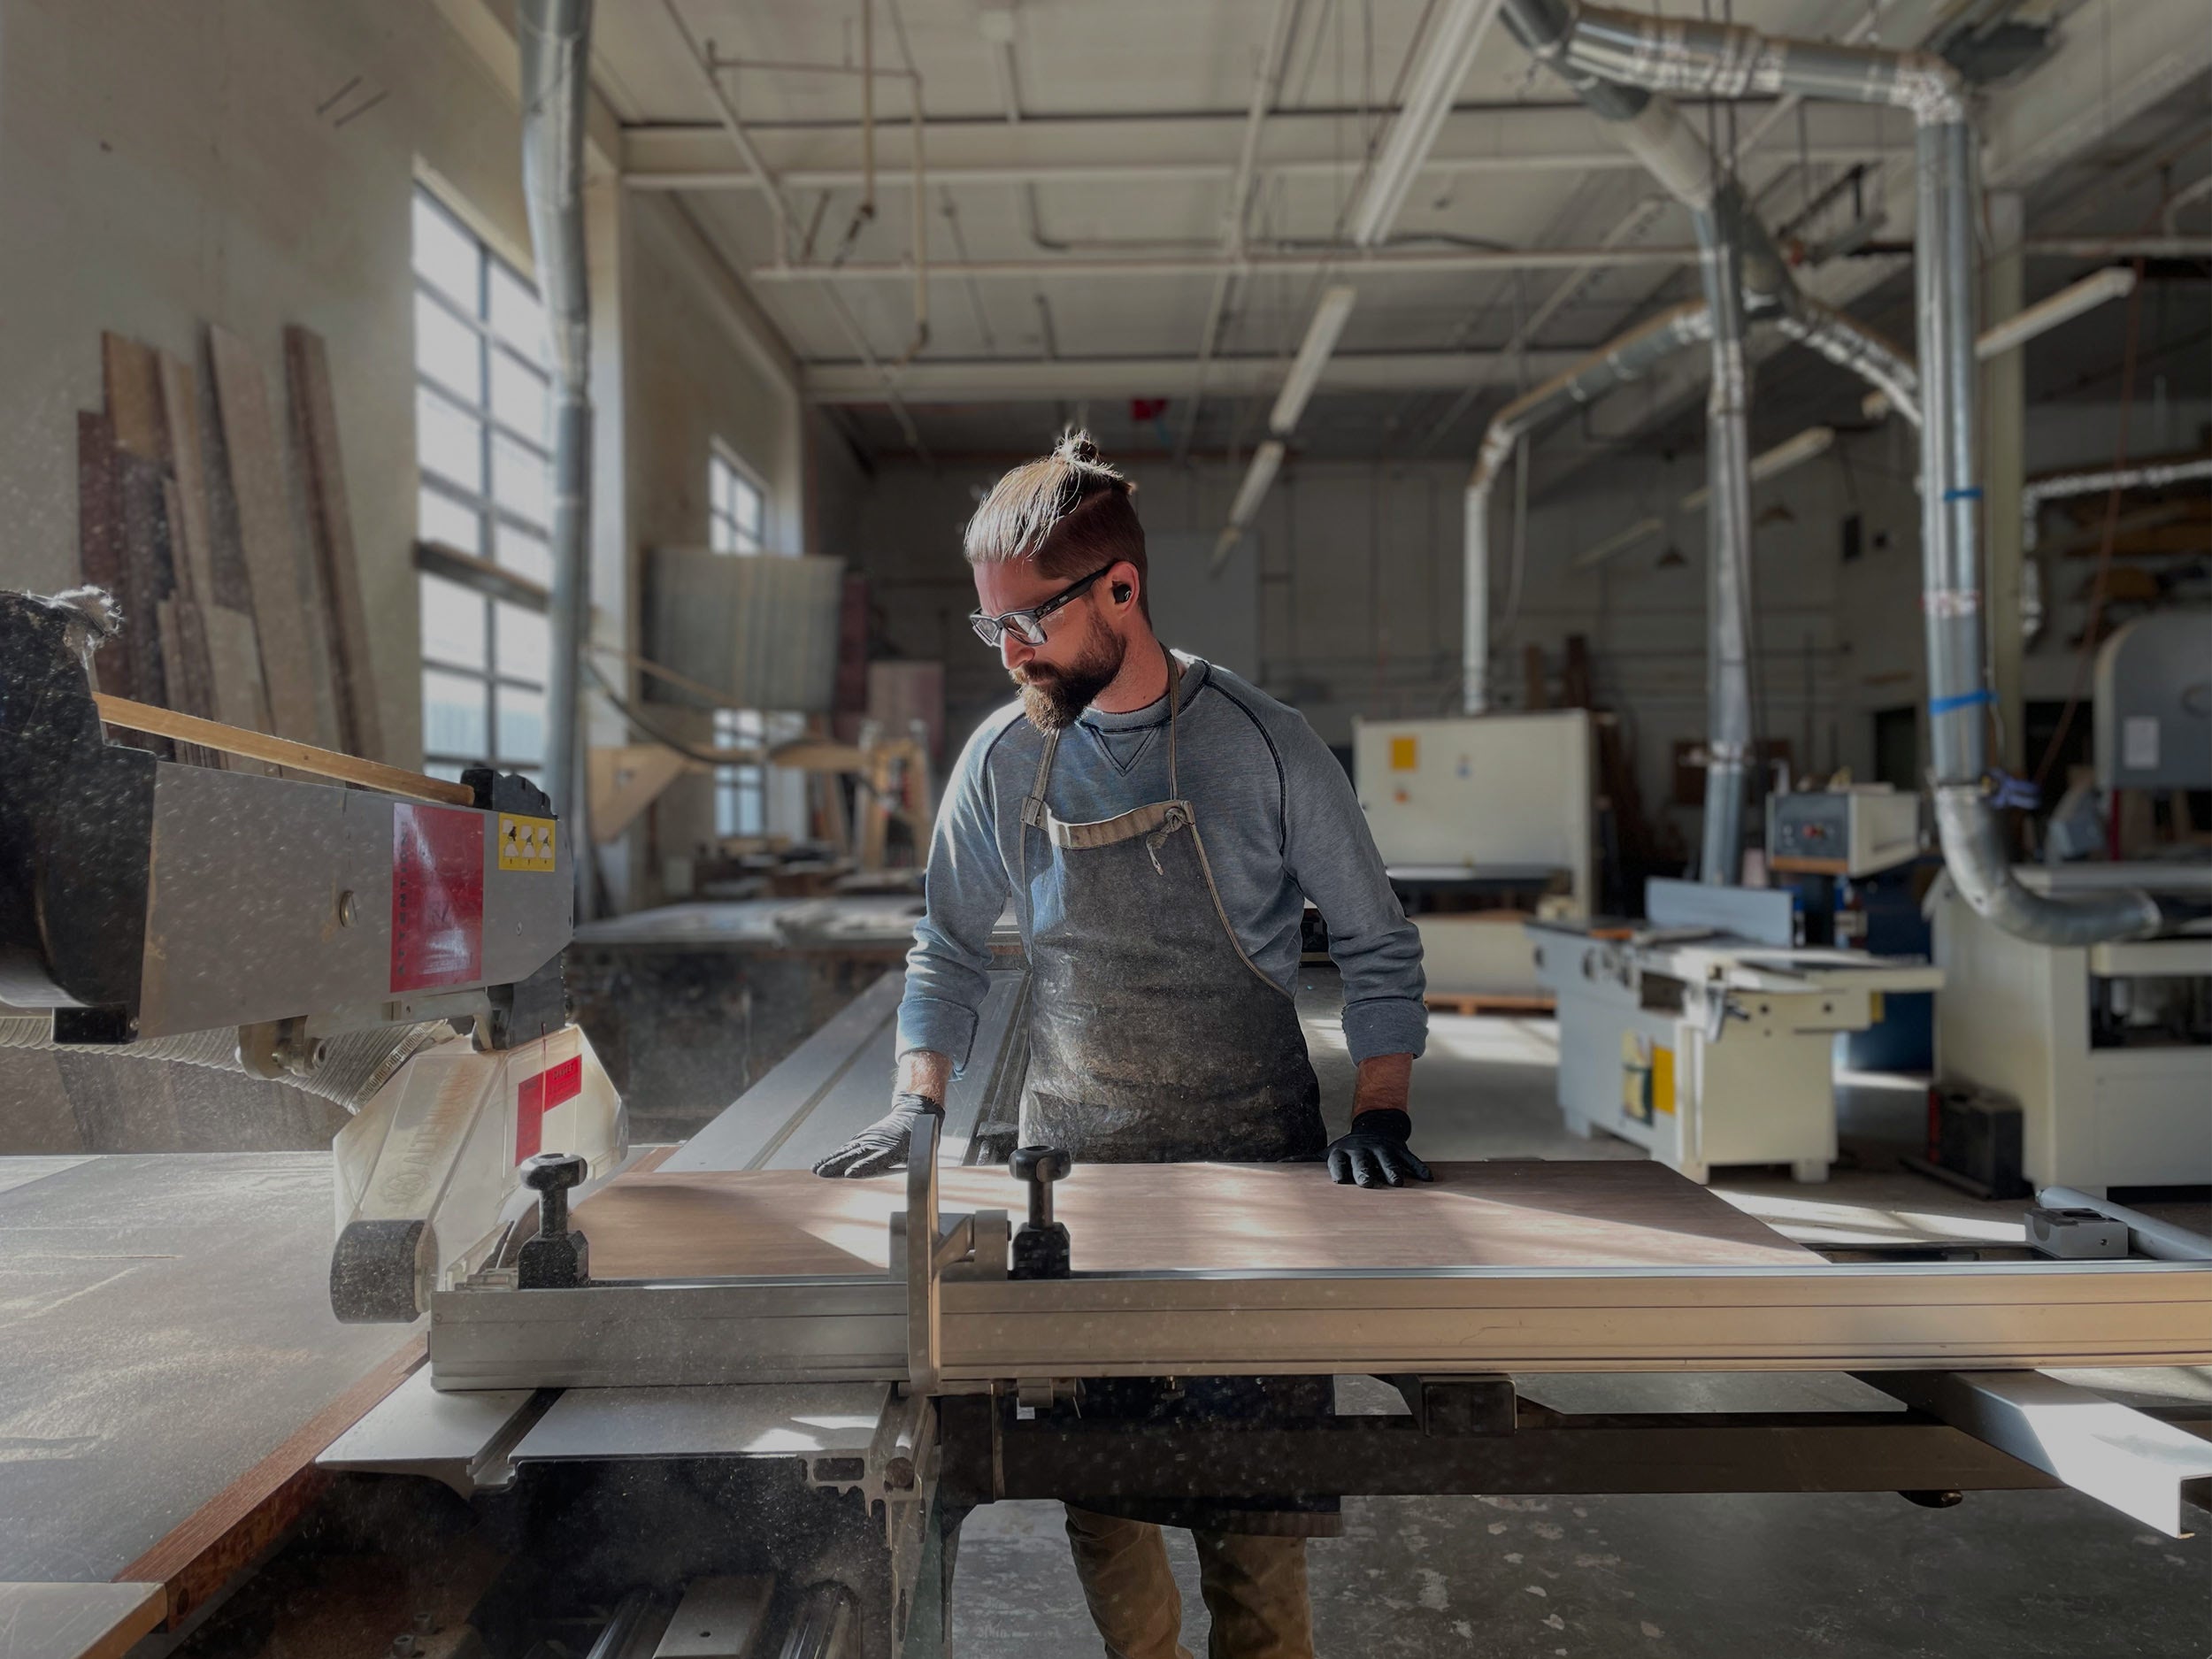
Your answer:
[899,651,1427,1073]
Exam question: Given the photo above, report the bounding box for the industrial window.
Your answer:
[710,447,767,555]
[411,186,553,783]
[714,709,765,838]
[709,445,785,835]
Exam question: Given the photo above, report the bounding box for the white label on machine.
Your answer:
[2122,715,2160,772]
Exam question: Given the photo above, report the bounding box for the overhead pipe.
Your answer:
[1529,2,2160,940]
[1501,0,1765,880]
[1460,300,1713,711]
[518,0,595,909]
[2021,456,2212,551]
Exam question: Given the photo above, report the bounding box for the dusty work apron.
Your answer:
[1017,657,1325,1163]
[1017,657,1338,1537]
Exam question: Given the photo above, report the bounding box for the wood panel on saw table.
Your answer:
[577,1160,1814,1279]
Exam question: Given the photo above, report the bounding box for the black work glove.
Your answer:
[812,1093,941,1179]
[1326,1109,1433,1189]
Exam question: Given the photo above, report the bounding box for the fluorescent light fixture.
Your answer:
[1268,288,1358,434]
[1226,439,1286,529]
[1678,426,1837,514]
[1212,440,1286,572]
[1569,515,1666,572]
[1976,265,2137,361]
[1347,0,1503,249]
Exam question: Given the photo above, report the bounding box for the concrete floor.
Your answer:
[949,1004,2212,1659]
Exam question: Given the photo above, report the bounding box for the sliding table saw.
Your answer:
[4,588,2209,1658]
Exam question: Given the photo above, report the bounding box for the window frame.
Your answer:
[411,186,553,782]
[709,444,768,557]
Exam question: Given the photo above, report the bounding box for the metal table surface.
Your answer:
[0,1152,419,1585]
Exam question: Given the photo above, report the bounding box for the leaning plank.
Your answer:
[156,352,219,603]
[115,1336,425,1630]
[114,453,173,753]
[102,332,165,461]
[285,326,384,761]
[206,326,329,747]
[199,602,276,775]
[76,412,128,691]
[92,693,473,806]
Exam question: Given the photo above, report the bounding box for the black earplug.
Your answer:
[1113,582,1132,603]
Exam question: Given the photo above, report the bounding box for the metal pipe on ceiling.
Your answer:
[2021,456,2212,551]
[1459,300,1713,712]
[518,0,595,907]
[1534,1,2161,944]
[1500,0,1765,880]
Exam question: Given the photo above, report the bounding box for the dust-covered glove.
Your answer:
[1325,1109,1433,1189]
[812,1093,941,1179]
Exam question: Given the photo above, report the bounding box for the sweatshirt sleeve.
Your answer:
[1276,715,1428,1064]
[896,716,1015,1074]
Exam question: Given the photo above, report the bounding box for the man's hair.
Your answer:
[964,431,1148,615]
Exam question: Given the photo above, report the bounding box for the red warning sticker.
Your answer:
[391,803,485,992]
[515,1055,583,1162]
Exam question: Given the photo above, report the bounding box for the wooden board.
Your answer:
[577,1159,1816,1280]
[156,352,218,603]
[101,332,165,461]
[113,452,172,751]
[206,325,329,748]
[284,326,383,761]
[75,412,127,688]
[200,601,275,773]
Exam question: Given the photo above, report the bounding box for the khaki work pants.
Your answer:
[1063,1504,1316,1659]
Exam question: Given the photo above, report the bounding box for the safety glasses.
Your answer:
[968,563,1117,649]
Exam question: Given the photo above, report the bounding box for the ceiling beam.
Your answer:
[757,245,1703,285]
[802,349,1586,404]
[619,101,1908,191]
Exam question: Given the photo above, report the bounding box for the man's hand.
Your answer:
[813,1092,941,1179]
[1326,1108,1432,1188]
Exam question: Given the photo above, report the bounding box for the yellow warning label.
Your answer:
[497,812,557,872]
[1389,735,1418,772]
[1653,1046,1676,1115]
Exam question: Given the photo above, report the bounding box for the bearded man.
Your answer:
[813,432,1430,1659]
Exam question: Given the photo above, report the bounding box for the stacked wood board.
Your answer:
[73,325,382,771]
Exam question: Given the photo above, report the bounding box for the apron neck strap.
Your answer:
[1019,646,1183,828]
[1164,651,1182,800]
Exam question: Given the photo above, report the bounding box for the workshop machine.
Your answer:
[1930,612,2212,1197]
[1354,710,1597,1000]
[1528,878,1945,1183]
[7,589,2210,1658]
[0,588,626,1321]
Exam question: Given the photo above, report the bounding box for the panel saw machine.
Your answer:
[5,588,2211,1658]
[0,588,626,1322]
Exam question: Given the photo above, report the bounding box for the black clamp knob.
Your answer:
[517,1151,591,1289]
[1010,1145,1072,1280]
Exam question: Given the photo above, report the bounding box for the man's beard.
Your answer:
[1012,619,1125,733]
